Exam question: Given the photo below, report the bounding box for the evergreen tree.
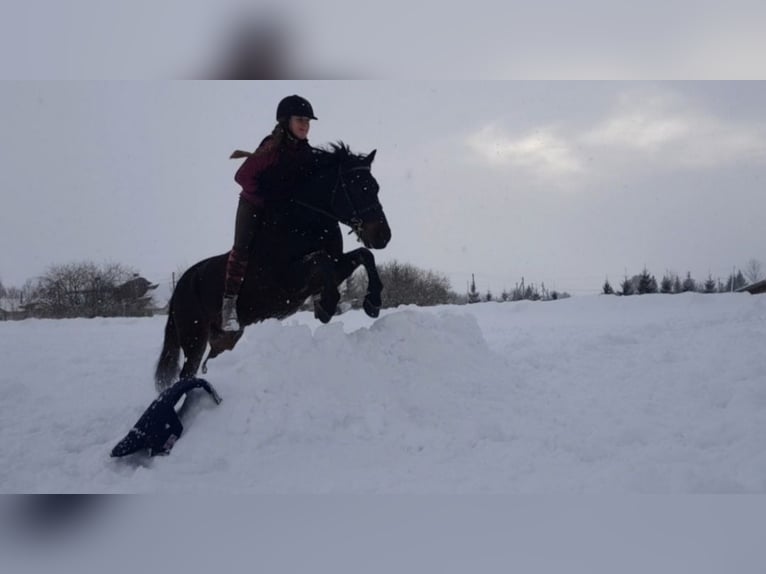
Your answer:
[704,274,717,293]
[682,272,696,293]
[524,283,541,301]
[660,274,673,294]
[468,274,481,304]
[673,275,682,294]
[620,276,634,296]
[511,277,526,301]
[637,267,658,294]
[722,270,748,292]
[485,290,493,302]
[602,278,614,295]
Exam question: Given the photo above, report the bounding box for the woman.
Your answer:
[222,94,317,331]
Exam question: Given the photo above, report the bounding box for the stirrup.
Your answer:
[221,296,240,332]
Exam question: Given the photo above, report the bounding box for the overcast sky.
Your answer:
[3,1,766,79]
[1,81,765,294]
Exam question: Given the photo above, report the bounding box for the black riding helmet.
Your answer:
[276,94,317,122]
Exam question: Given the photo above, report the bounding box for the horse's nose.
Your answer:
[376,224,391,248]
[368,220,391,249]
[362,220,391,249]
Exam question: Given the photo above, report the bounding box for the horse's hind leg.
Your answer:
[202,330,244,373]
[178,322,210,380]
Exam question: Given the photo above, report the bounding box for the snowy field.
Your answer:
[1,293,766,494]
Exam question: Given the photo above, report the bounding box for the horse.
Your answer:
[154,143,391,392]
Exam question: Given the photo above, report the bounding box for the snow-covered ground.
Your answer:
[1,293,766,494]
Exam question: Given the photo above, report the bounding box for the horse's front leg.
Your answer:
[334,248,383,318]
[299,251,341,324]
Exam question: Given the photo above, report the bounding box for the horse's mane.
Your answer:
[313,141,366,167]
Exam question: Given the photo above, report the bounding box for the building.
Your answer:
[738,278,766,295]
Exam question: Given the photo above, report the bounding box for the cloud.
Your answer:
[582,91,766,168]
[466,124,586,181]
[467,88,766,191]
[582,100,689,151]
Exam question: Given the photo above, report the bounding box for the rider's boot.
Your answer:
[222,247,247,333]
[221,295,240,332]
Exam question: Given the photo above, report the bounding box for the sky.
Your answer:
[2,1,766,79]
[1,81,764,295]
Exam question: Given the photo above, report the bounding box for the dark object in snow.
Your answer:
[111,378,222,458]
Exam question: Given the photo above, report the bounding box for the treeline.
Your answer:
[469,275,571,303]
[15,257,760,321]
[603,267,754,296]
[341,263,568,310]
[0,262,157,319]
[1,258,575,320]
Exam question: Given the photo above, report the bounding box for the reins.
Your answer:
[294,164,379,237]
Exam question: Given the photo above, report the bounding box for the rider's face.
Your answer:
[288,116,311,140]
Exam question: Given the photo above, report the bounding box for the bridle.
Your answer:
[294,163,381,237]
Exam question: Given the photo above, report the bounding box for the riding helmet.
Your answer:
[276,95,317,121]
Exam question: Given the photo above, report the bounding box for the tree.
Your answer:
[681,272,696,293]
[485,290,493,302]
[744,258,763,285]
[637,268,658,294]
[467,273,481,304]
[703,274,717,293]
[0,278,6,298]
[345,260,455,309]
[525,283,541,301]
[26,261,155,318]
[722,270,748,292]
[602,278,614,295]
[620,276,634,296]
[660,274,673,294]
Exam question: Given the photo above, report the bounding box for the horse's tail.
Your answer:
[154,303,181,393]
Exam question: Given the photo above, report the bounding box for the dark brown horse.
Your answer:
[155,143,391,391]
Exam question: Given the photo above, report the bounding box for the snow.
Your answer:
[2,292,765,494]
[3,293,766,573]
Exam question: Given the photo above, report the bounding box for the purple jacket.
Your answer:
[235,135,314,208]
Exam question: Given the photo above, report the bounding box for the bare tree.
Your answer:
[345,260,455,309]
[744,258,763,284]
[27,261,151,318]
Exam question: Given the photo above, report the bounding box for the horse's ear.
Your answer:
[366,149,377,164]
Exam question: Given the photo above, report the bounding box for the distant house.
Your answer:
[738,278,766,295]
[0,297,26,321]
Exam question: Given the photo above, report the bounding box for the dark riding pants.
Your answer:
[224,197,259,297]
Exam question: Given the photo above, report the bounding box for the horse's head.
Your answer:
[312,143,391,249]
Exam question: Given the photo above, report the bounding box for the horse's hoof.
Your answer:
[363,298,380,318]
[314,303,332,324]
